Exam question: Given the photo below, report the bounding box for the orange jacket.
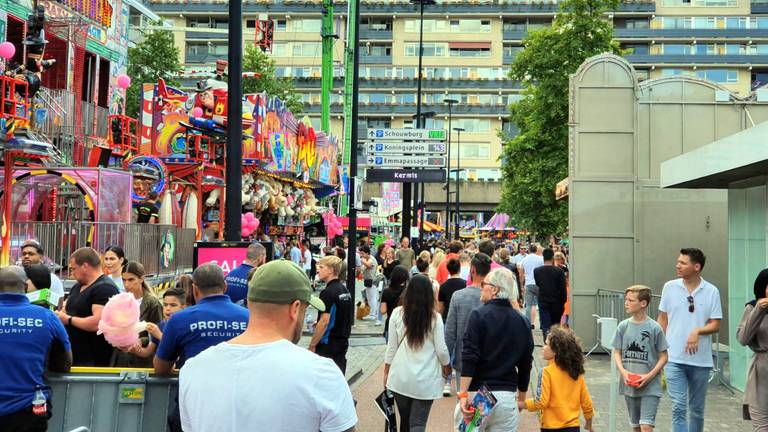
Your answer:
[525,360,594,429]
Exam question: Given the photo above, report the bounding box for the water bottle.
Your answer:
[32,387,47,416]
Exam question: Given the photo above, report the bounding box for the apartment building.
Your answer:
[146,0,767,183]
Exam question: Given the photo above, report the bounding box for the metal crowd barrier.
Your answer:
[48,368,177,432]
[594,288,661,321]
[592,288,733,392]
[10,222,195,278]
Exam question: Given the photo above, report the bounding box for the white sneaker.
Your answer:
[362,316,375,321]
[443,382,451,397]
[374,320,382,326]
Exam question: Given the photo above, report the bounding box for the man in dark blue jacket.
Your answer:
[458,267,533,431]
[0,266,72,431]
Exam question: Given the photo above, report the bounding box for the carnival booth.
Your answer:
[133,70,339,240]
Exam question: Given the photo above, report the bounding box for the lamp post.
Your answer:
[407,0,435,244]
[411,110,435,241]
[224,0,243,240]
[453,127,464,241]
[443,98,457,239]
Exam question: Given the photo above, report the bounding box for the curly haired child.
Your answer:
[519,326,594,431]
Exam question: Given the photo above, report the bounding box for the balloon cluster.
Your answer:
[323,210,344,241]
[0,42,15,60]
[97,293,148,348]
[241,212,260,238]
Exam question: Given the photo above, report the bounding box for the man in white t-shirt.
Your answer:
[658,248,722,432]
[518,243,544,326]
[180,260,357,432]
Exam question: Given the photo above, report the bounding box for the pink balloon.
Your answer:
[117,74,131,90]
[241,228,251,237]
[0,42,15,60]
[190,107,204,118]
[252,219,260,230]
[246,212,255,221]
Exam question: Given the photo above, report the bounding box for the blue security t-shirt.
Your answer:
[0,293,71,416]
[225,263,253,306]
[155,295,248,368]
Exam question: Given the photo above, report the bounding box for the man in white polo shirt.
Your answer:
[658,248,722,432]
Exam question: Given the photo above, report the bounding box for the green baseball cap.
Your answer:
[248,260,325,311]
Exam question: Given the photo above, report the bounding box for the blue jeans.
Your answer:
[665,362,711,432]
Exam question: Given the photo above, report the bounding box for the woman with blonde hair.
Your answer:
[429,250,445,280]
[113,261,163,367]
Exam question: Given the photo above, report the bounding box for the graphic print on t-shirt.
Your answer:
[622,330,652,363]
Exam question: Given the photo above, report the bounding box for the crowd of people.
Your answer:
[1,235,768,432]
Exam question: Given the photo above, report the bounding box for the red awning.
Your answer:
[448,42,492,49]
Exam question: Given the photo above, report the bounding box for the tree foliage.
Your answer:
[242,44,304,115]
[499,0,622,236]
[125,27,183,118]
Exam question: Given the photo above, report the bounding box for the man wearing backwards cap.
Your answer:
[179,260,357,432]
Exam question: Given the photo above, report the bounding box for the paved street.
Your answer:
[346,322,752,431]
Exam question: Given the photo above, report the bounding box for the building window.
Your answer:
[363,18,392,31]
[367,118,391,129]
[404,19,449,32]
[291,19,322,33]
[661,68,738,83]
[459,143,491,159]
[623,44,649,55]
[272,42,289,57]
[276,20,287,31]
[292,42,321,57]
[503,20,526,32]
[450,47,491,57]
[405,42,446,57]
[453,118,490,133]
[614,18,649,29]
[246,19,257,29]
[366,44,392,56]
[503,45,524,58]
[449,19,492,33]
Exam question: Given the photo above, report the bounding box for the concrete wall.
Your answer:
[569,54,768,348]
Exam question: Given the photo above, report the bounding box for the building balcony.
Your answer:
[615,28,768,40]
[302,102,509,115]
[185,53,228,63]
[503,30,528,41]
[753,1,768,13]
[149,0,654,15]
[625,53,768,65]
[359,29,393,40]
[186,30,227,40]
[289,76,522,89]
[360,55,393,64]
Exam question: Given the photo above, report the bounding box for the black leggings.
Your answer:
[542,427,580,432]
[393,392,434,432]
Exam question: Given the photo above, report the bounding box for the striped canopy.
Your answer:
[479,213,517,231]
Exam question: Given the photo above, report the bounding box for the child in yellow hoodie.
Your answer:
[520,326,594,431]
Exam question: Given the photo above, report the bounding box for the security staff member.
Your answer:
[154,263,249,432]
[0,266,72,431]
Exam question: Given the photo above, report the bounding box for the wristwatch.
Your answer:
[68,316,73,327]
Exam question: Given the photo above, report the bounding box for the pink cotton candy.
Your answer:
[98,292,147,348]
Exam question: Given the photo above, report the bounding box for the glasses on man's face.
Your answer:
[481,281,497,290]
[687,295,695,313]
